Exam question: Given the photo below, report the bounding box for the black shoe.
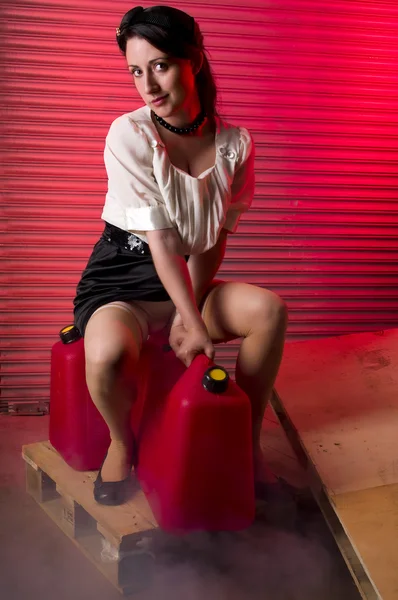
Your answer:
[255,478,318,512]
[255,477,296,504]
[94,443,135,506]
[254,477,299,528]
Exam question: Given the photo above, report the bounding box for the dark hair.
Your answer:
[116,6,218,119]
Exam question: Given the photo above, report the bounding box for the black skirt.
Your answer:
[73,222,188,336]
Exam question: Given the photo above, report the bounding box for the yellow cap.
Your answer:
[209,368,227,381]
[59,324,81,344]
[203,365,229,393]
[61,325,75,333]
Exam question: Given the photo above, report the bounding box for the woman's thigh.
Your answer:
[84,301,147,370]
[200,280,287,344]
[84,299,175,366]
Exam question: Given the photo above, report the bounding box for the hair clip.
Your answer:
[116,27,121,37]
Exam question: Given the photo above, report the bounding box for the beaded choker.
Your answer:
[152,109,207,135]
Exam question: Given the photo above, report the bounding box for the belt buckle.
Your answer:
[127,233,145,254]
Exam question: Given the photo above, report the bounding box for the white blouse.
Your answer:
[101,105,255,255]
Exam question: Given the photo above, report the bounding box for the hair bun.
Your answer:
[117,5,201,48]
[119,6,144,35]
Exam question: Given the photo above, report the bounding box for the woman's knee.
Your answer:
[84,308,142,382]
[85,334,127,381]
[248,288,288,333]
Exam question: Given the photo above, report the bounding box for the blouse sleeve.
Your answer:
[103,116,173,232]
[223,127,255,233]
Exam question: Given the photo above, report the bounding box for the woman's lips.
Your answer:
[152,94,168,106]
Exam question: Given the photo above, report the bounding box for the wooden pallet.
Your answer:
[22,441,159,595]
[274,328,398,600]
[21,423,312,594]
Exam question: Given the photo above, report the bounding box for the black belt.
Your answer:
[102,222,151,256]
[102,222,190,261]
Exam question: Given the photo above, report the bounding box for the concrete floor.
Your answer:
[0,414,361,600]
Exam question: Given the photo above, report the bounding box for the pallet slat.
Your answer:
[22,441,157,595]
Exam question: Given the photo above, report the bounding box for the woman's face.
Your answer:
[125,37,199,120]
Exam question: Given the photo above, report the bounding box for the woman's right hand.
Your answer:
[170,320,214,367]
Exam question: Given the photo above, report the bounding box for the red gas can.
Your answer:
[50,326,255,533]
[49,325,110,471]
[133,340,255,533]
[49,326,183,472]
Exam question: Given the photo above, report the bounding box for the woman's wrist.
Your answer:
[171,310,205,332]
[170,310,182,325]
[179,309,204,330]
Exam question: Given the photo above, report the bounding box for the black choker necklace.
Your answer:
[152,110,207,135]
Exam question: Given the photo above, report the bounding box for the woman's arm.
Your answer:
[187,228,228,306]
[145,228,203,330]
[147,227,215,364]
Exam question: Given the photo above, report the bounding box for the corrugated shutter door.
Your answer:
[2,1,398,413]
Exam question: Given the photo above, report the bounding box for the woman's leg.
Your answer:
[84,302,148,482]
[201,281,288,484]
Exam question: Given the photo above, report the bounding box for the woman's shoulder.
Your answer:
[218,116,254,162]
[108,105,151,134]
[106,106,154,158]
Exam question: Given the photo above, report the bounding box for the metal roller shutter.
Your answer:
[2,0,398,413]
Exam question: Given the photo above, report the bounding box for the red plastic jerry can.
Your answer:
[50,325,255,533]
[49,327,184,472]
[49,325,110,471]
[130,331,186,443]
[133,340,255,533]
[49,326,183,472]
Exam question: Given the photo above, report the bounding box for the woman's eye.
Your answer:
[130,62,168,77]
[154,62,168,72]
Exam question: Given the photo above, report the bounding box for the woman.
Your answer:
[73,5,288,506]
